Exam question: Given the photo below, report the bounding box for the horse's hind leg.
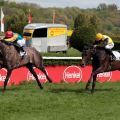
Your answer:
[3,70,12,91]
[39,66,52,83]
[26,64,43,89]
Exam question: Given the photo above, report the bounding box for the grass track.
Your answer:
[0,82,120,120]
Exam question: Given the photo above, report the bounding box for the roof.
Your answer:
[24,23,67,29]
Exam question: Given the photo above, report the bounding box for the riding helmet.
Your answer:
[96,33,103,41]
[5,31,13,38]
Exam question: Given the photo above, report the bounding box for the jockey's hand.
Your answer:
[0,38,4,40]
[93,45,98,48]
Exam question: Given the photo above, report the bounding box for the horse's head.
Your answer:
[80,44,94,67]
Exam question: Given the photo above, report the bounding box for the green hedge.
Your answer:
[44,59,81,66]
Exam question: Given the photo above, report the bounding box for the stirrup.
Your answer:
[20,51,26,57]
[111,56,116,61]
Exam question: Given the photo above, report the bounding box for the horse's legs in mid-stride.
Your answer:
[39,66,52,83]
[3,70,12,91]
[26,64,43,89]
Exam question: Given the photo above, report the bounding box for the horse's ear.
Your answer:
[83,44,89,50]
[90,45,94,49]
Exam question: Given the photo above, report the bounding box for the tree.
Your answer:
[108,4,118,11]
[70,25,96,51]
[74,13,87,29]
[97,3,107,11]
[10,22,27,35]
[90,15,99,30]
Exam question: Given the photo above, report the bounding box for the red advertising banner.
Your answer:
[0,65,120,86]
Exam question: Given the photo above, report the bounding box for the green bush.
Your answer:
[10,22,27,35]
[69,25,96,51]
[44,59,81,66]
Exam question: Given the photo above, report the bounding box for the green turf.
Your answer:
[0,82,120,120]
[42,47,81,57]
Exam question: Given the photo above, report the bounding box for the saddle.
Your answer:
[1,40,26,58]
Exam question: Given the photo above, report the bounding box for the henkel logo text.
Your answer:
[27,68,48,83]
[0,68,8,82]
[97,72,112,83]
[0,74,6,81]
[63,66,82,83]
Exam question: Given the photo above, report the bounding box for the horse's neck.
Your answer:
[0,41,8,52]
[0,41,15,57]
[93,49,108,60]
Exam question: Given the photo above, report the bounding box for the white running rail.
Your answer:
[43,57,82,60]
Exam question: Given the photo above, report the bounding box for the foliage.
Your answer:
[74,13,88,29]
[44,59,80,66]
[70,25,96,51]
[97,3,118,11]
[0,2,120,38]
[113,41,120,50]
[10,22,27,35]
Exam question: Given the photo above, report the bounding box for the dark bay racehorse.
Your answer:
[81,44,120,93]
[0,40,52,91]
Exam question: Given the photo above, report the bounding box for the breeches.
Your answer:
[17,39,26,47]
[105,43,114,49]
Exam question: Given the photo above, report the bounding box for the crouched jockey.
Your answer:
[4,30,26,58]
[94,33,116,61]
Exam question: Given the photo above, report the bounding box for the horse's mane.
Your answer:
[0,40,13,46]
[83,44,106,52]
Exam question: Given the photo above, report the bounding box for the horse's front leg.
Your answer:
[91,65,107,93]
[3,70,12,92]
[91,74,97,93]
[85,73,93,90]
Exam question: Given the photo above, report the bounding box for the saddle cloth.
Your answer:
[112,51,120,60]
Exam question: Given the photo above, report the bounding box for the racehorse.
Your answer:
[80,44,120,93]
[0,40,52,91]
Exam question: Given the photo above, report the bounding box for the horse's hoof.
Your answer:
[49,80,52,83]
[91,90,94,94]
[85,86,90,90]
[40,87,43,89]
[2,90,5,93]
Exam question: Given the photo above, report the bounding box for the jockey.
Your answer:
[4,30,26,57]
[94,33,116,60]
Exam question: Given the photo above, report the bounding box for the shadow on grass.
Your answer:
[49,87,116,94]
[0,86,23,92]
[50,88,86,94]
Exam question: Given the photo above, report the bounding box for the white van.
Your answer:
[23,23,68,53]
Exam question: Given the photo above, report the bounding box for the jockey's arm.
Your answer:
[101,38,108,47]
[4,34,18,42]
[93,40,101,48]
[93,41,100,45]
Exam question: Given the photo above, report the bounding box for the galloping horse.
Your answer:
[81,44,120,93]
[0,40,52,91]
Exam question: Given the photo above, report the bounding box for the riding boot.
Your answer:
[106,49,116,61]
[20,47,26,58]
